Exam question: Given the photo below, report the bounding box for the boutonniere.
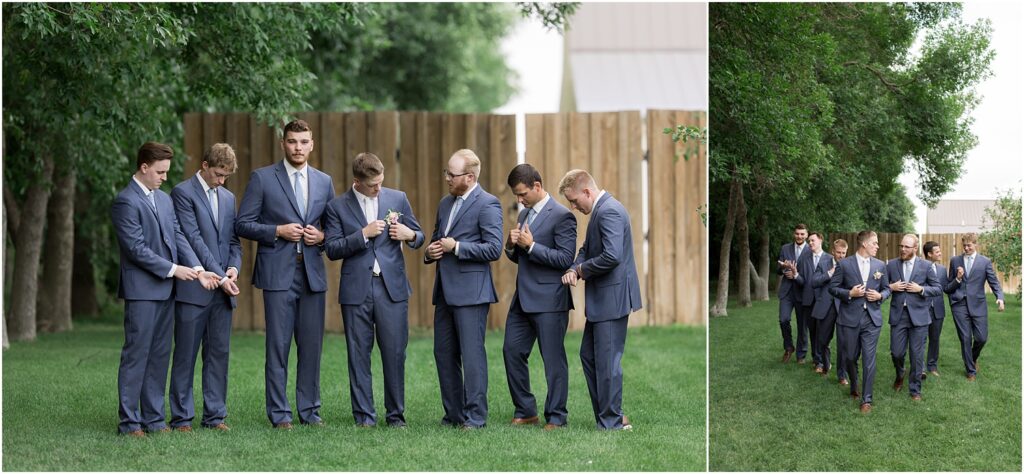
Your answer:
[873,271,883,280]
[384,209,403,226]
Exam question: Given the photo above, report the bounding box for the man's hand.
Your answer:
[508,225,521,248]
[225,267,239,282]
[850,284,866,298]
[906,281,923,293]
[561,269,578,287]
[956,266,965,280]
[517,223,534,249]
[426,241,444,261]
[221,279,240,296]
[302,225,324,246]
[889,280,906,292]
[439,237,457,253]
[363,220,385,239]
[865,288,882,302]
[173,266,199,281]
[198,271,221,290]
[998,300,1005,312]
[389,222,415,241]
[277,223,304,242]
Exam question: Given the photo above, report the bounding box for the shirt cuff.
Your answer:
[167,264,177,278]
[528,242,536,254]
[454,242,460,257]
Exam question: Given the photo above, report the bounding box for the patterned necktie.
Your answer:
[445,197,463,236]
[208,188,218,229]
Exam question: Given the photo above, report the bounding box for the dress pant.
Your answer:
[341,275,409,426]
[926,316,944,373]
[502,297,569,426]
[779,296,808,358]
[890,314,927,396]
[805,305,820,366]
[950,302,987,376]
[263,261,326,425]
[169,293,233,428]
[816,306,837,373]
[580,315,629,430]
[434,293,489,428]
[839,310,881,405]
[117,299,174,433]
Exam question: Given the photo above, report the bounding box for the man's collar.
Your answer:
[283,159,307,176]
[131,175,152,195]
[196,171,213,193]
[352,184,376,202]
[458,182,479,199]
[530,192,551,213]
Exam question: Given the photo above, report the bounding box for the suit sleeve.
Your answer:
[401,193,425,249]
[945,260,962,294]
[456,196,503,263]
[812,259,832,289]
[579,205,626,278]
[172,205,201,270]
[828,261,850,300]
[235,171,277,245]
[879,266,891,301]
[323,200,368,261]
[794,256,807,286]
[985,259,1005,301]
[776,245,788,275]
[172,187,220,273]
[424,202,444,264]
[921,263,942,297]
[228,196,242,271]
[111,197,175,278]
[525,211,577,271]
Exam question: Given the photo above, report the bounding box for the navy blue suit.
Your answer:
[502,196,576,426]
[574,193,642,430]
[829,255,890,404]
[795,251,829,367]
[324,187,424,426]
[807,253,842,374]
[926,262,953,372]
[886,258,941,396]
[945,253,1004,376]
[168,175,241,429]
[235,160,334,425]
[425,184,503,428]
[777,242,810,358]
[111,178,200,434]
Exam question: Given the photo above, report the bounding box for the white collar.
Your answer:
[457,182,479,200]
[902,257,916,267]
[352,185,378,203]
[528,192,551,215]
[857,253,872,264]
[132,176,153,196]
[196,171,215,194]
[595,190,607,207]
[283,159,307,178]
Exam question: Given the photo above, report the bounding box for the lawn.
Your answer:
[709,292,1021,472]
[2,317,704,471]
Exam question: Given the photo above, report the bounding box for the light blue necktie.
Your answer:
[965,255,973,278]
[147,192,157,214]
[813,253,819,270]
[208,188,219,229]
[526,207,537,226]
[445,197,463,236]
[294,171,306,219]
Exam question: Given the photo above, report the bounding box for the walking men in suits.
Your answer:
[777,224,810,363]
[324,152,424,428]
[111,142,221,437]
[885,234,941,400]
[559,169,642,431]
[829,230,890,414]
[424,149,503,429]
[815,239,851,385]
[502,164,577,430]
[802,233,834,375]
[236,119,335,429]
[168,143,243,432]
[794,232,827,371]
[945,232,1005,381]
[922,241,953,378]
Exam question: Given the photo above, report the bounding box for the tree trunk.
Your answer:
[735,184,752,307]
[38,167,75,333]
[8,155,55,342]
[755,213,770,301]
[3,208,9,350]
[71,188,100,318]
[711,177,741,316]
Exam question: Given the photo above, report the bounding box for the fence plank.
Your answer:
[320,112,346,334]
[647,110,676,327]
[486,114,518,329]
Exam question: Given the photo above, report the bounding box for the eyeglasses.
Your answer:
[443,169,470,179]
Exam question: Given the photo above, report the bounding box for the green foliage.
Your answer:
[982,189,1022,297]
[516,2,580,33]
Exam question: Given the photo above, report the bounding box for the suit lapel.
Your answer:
[448,186,480,232]
[274,162,304,220]
[190,175,220,235]
[529,203,553,231]
[345,189,368,227]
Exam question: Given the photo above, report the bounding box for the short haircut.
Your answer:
[903,233,920,247]
[923,241,940,258]
[833,239,849,250]
[507,163,543,189]
[794,223,808,231]
[558,169,597,195]
[136,142,173,170]
[203,143,237,173]
[283,119,311,137]
[809,232,824,241]
[352,152,384,180]
[451,149,481,179]
[961,232,979,245]
[856,230,877,248]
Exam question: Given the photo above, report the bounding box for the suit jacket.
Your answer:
[795,251,829,307]
[809,253,839,319]
[886,258,941,327]
[505,198,577,313]
[929,262,951,320]
[111,180,201,301]
[171,175,242,308]
[426,185,503,307]
[829,255,891,328]
[235,161,334,292]
[323,187,424,304]
[574,193,642,322]
[946,253,1004,317]
[777,242,809,301]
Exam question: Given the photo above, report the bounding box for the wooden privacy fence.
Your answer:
[827,232,1019,293]
[183,110,707,333]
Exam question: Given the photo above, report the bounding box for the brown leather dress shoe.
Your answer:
[511,416,540,425]
[920,372,927,380]
[175,426,193,433]
[150,427,171,434]
[838,378,850,386]
[860,403,872,414]
[125,430,146,438]
[782,349,794,363]
[966,374,976,381]
[543,423,564,431]
[621,415,632,430]
[273,422,294,430]
[893,376,904,392]
[850,391,860,400]
[911,394,922,401]
[796,357,806,365]
[209,423,230,432]
[929,370,941,377]
[814,366,824,374]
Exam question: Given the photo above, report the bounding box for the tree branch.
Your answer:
[842,60,904,94]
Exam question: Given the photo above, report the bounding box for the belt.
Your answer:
[296,253,304,263]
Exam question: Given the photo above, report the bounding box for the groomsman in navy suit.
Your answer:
[236,120,335,429]
[922,241,954,378]
[829,230,890,414]
[885,234,941,400]
[168,143,242,432]
[945,232,1005,381]
[794,232,827,371]
[560,169,642,431]
[814,239,851,384]
[324,152,424,428]
[424,149,503,429]
[502,164,576,430]
[111,142,220,437]
[777,224,810,363]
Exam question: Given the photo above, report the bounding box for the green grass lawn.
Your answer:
[3,317,704,471]
[709,292,1021,471]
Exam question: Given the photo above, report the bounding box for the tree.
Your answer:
[981,189,1022,297]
